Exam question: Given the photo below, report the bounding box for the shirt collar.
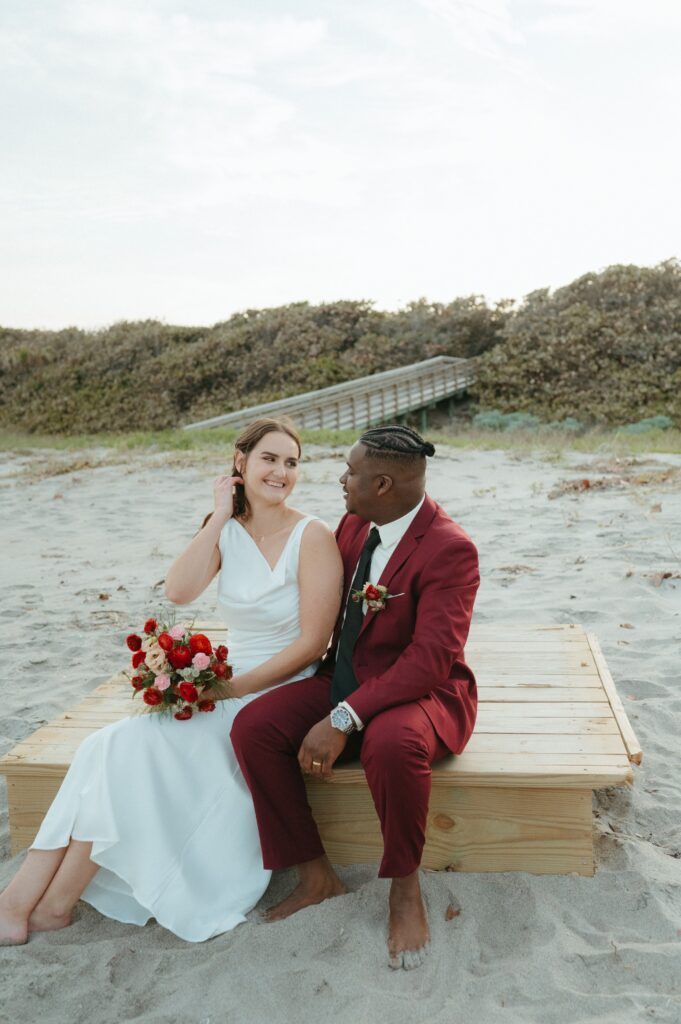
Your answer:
[373,495,425,549]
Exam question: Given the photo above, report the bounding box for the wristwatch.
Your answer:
[330,705,355,735]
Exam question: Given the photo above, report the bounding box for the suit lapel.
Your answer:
[330,521,371,650]
[358,496,437,639]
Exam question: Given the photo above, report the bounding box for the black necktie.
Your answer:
[330,526,381,706]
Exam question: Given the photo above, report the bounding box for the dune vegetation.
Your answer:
[1,261,679,437]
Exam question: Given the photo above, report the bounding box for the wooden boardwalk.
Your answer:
[183,355,475,432]
[0,623,640,875]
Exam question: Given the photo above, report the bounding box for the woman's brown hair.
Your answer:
[200,417,302,530]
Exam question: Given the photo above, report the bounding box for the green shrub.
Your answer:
[620,415,675,433]
[472,409,541,431]
[472,410,508,430]
[473,260,681,425]
[0,299,507,434]
[547,416,585,433]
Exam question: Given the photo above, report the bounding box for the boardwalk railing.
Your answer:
[183,356,475,432]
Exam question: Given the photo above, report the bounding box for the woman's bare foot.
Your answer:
[387,872,431,970]
[264,856,347,922]
[27,903,72,934]
[0,902,29,946]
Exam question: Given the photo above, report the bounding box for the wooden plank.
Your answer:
[467,641,591,653]
[477,674,603,687]
[586,633,643,765]
[450,752,631,767]
[470,658,598,674]
[469,624,585,636]
[305,783,594,875]
[479,687,607,702]
[465,732,628,755]
[474,717,619,735]
[477,702,612,717]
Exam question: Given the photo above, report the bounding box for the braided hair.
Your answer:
[359,425,435,461]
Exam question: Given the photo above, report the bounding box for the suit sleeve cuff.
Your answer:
[338,700,364,732]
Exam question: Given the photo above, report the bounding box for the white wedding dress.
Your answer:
[32,515,320,942]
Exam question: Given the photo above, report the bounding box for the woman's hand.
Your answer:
[212,475,243,520]
[200,674,244,702]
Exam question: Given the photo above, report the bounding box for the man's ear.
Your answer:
[376,474,393,496]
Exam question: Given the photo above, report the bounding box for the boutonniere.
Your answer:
[352,583,404,612]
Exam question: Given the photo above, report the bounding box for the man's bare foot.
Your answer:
[27,904,72,934]
[264,856,347,922]
[0,906,28,946]
[387,872,431,971]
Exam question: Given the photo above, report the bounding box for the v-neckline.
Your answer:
[234,517,304,574]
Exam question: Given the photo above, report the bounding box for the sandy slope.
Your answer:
[1,445,680,1024]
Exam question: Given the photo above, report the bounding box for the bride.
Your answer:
[0,417,343,944]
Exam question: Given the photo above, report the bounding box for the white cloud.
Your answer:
[0,0,679,327]
[415,0,524,57]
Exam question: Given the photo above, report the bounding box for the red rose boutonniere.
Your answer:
[351,583,404,612]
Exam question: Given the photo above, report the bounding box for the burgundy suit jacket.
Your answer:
[325,494,480,754]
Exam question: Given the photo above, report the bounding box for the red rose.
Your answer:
[198,700,216,712]
[168,645,192,669]
[174,707,193,720]
[213,661,228,678]
[215,644,229,662]
[143,618,158,634]
[130,675,143,690]
[157,632,173,652]
[189,633,212,656]
[131,650,146,669]
[126,634,142,651]
[143,687,163,706]
[177,682,199,703]
[365,584,381,600]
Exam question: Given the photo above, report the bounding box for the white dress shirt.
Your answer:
[338,495,426,731]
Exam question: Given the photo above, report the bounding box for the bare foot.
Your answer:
[27,904,72,934]
[0,905,29,946]
[387,872,431,971]
[264,857,347,922]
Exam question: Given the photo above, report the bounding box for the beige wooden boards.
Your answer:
[191,621,639,787]
[0,623,640,868]
[306,782,594,875]
[0,624,639,788]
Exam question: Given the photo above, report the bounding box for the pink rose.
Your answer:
[154,674,171,691]
[169,625,185,640]
[192,652,210,670]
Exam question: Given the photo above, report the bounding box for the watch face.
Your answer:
[332,707,352,732]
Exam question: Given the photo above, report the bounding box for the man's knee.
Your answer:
[361,718,430,772]
[230,698,272,754]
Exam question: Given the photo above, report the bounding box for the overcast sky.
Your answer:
[2,0,679,329]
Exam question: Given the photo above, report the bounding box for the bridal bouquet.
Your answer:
[125,618,232,721]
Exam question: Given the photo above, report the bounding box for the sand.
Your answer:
[1,444,681,1024]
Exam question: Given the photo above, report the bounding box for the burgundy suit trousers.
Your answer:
[231,674,451,878]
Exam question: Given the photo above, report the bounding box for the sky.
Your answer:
[2,0,680,329]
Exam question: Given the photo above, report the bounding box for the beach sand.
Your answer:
[1,444,681,1024]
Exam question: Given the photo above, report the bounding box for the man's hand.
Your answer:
[298,717,348,779]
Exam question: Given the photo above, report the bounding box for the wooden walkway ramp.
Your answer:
[183,355,475,432]
[0,624,640,876]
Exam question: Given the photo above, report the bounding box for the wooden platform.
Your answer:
[0,624,641,875]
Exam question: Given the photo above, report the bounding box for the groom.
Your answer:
[231,424,479,969]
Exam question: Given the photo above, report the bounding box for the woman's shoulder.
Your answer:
[297,515,340,568]
[287,509,330,532]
